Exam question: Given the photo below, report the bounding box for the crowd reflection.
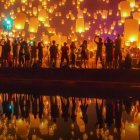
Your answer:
[0,94,139,139]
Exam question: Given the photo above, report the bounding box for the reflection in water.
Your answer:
[0,94,139,139]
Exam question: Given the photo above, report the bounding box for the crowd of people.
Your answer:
[0,34,136,69]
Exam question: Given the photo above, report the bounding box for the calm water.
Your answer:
[0,93,139,140]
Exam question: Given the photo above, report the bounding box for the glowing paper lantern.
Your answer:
[101,10,108,19]
[21,0,27,3]
[38,9,47,22]
[124,19,139,42]
[119,1,131,17]
[33,7,38,16]
[28,17,39,33]
[133,12,140,24]
[76,18,85,33]
[127,0,135,8]
[15,13,26,30]
[77,10,84,18]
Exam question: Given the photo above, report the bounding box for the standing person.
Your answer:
[114,34,122,69]
[104,37,113,68]
[38,41,44,66]
[12,38,18,67]
[24,41,30,67]
[94,36,104,68]
[60,42,69,67]
[49,41,58,68]
[19,38,26,67]
[30,41,37,66]
[6,39,12,67]
[80,40,88,68]
[0,39,6,67]
[70,42,76,68]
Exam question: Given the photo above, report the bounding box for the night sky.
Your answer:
[0,0,134,41]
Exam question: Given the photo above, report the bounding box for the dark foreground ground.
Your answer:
[0,68,140,98]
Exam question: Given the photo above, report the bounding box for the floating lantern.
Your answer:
[38,9,47,22]
[133,12,140,24]
[119,1,131,17]
[28,17,39,33]
[15,13,26,30]
[76,18,85,33]
[33,7,38,16]
[127,0,135,8]
[124,19,139,43]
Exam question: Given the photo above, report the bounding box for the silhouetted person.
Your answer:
[19,95,25,118]
[94,36,104,68]
[124,52,132,69]
[70,42,76,68]
[96,99,103,128]
[50,96,59,122]
[49,41,58,68]
[80,99,88,124]
[104,37,113,68]
[39,96,44,119]
[71,97,76,122]
[61,97,70,122]
[60,42,69,67]
[32,97,38,118]
[19,39,26,67]
[6,39,11,67]
[25,95,30,118]
[106,100,113,127]
[30,41,37,66]
[24,41,30,67]
[114,100,122,130]
[13,95,19,119]
[12,38,18,67]
[2,94,7,116]
[114,34,122,69]
[0,39,6,67]
[80,40,88,68]
[38,42,44,65]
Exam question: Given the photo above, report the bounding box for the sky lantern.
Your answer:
[15,13,26,30]
[101,10,108,19]
[133,12,140,24]
[28,17,39,33]
[119,1,131,18]
[124,19,139,43]
[44,19,50,27]
[22,5,25,11]
[38,9,47,22]
[127,0,135,8]
[77,10,84,18]
[33,7,38,16]
[21,0,27,3]
[76,18,85,33]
